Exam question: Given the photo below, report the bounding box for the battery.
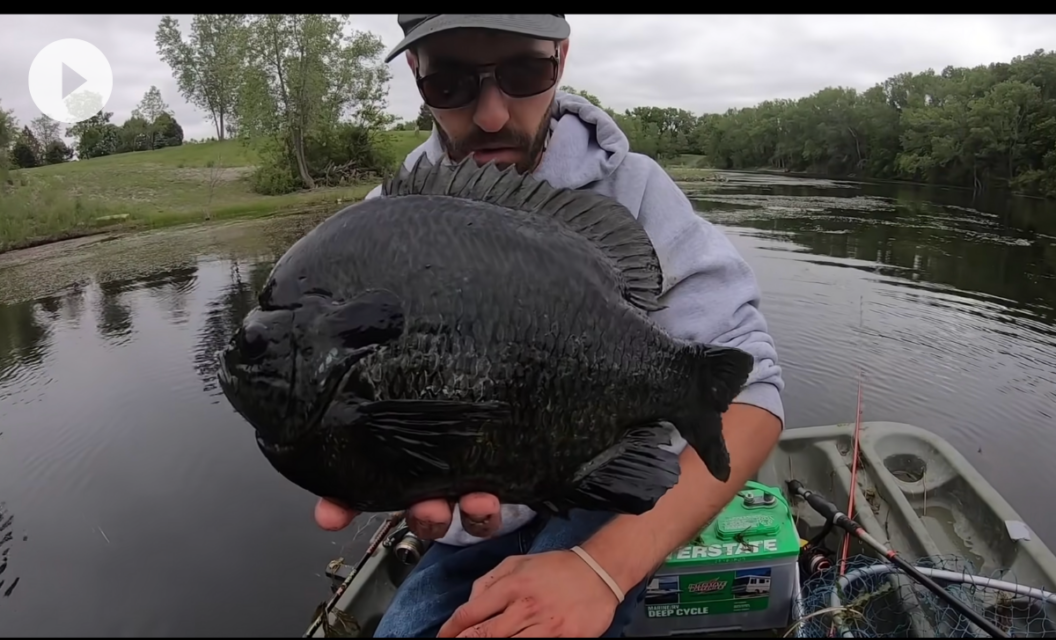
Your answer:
[624,481,800,636]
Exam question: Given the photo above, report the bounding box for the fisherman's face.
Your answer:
[408,30,569,174]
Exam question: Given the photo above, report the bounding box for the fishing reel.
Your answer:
[799,542,834,578]
[384,525,430,566]
[790,481,839,579]
[394,532,425,565]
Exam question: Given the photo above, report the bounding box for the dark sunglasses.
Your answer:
[416,51,560,110]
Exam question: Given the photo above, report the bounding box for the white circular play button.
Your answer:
[28,38,114,126]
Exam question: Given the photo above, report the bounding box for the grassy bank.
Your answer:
[0,132,719,254]
[0,130,430,253]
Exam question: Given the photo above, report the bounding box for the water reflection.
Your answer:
[0,250,363,636]
[0,299,52,400]
[141,263,199,327]
[696,174,1056,322]
[1,486,24,599]
[193,260,276,399]
[0,176,1053,636]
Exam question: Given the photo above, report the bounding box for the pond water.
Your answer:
[1,172,1053,636]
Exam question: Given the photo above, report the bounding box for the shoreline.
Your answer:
[7,161,1036,261]
[0,135,423,261]
[733,167,1053,201]
[0,185,376,260]
[0,164,725,261]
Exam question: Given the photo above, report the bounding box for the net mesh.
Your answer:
[794,553,1056,638]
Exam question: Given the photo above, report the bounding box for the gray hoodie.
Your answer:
[363,91,785,546]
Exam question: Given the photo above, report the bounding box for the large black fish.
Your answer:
[216,156,754,517]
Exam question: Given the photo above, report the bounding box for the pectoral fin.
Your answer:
[536,424,682,517]
[355,399,510,476]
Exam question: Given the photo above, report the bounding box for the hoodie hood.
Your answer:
[402,91,630,190]
[535,91,630,189]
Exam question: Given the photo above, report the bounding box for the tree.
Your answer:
[43,140,74,165]
[415,103,433,132]
[154,112,184,148]
[66,110,120,160]
[0,101,17,181]
[132,85,173,150]
[559,85,602,107]
[117,115,152,153]
[29,115,62,148]
[238,14,391,190]
[11,126,42,169]
[156,14,247,141]
[655,47,1056,198]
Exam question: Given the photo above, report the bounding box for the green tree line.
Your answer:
[6,15,1056,201]
[3,85,186,170]
[566,49,1056,199]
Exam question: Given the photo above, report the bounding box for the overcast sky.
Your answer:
[2,14,1056,142]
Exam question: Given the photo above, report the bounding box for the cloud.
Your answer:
[2,14,1055,142]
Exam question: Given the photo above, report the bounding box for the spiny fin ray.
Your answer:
[382,155,665,313]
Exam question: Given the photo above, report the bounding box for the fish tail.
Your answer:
[670,343,755,483]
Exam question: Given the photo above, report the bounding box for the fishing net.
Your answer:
[793,553,1056,638]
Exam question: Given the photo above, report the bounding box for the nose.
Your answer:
[472,80,510,133]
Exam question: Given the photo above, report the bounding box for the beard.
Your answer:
[435,100,553,175]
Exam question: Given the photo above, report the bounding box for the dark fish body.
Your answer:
[217,157,754,516]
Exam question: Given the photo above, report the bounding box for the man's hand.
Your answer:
[437,550,619,638]
[314,493,504,539]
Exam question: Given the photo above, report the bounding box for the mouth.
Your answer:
[471,147,516,159]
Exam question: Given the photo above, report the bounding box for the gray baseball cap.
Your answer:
[384,14,571,63]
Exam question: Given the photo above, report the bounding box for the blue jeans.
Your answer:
[374,509,648,637]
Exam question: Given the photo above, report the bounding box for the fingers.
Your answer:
[406,493,502,540]
[470,556,522,600]
[315,498,358,531]
[316,493,503,540]
[437,580,525,638]
[459,493,502,538]
[451,605,535,639]
[406,498,454,539]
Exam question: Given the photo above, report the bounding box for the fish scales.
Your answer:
[217,156,755,516]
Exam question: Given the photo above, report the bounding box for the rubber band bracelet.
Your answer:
[570,545,625,603]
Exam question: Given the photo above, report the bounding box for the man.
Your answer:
[314,14,785,638]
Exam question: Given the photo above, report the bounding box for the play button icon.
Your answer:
[63,63,88,98]
[28,38,113,125]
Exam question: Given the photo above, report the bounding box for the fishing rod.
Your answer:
[840,294,867,575]
[786,479,1009,639]
[840,362,864,575]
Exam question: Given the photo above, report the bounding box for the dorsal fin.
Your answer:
[381,155,665,313]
